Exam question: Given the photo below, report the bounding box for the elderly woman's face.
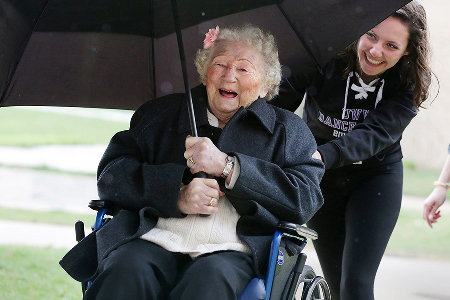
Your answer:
[204,42,268,126]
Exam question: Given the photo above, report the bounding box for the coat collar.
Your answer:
[245,98,276,134]
[178,85,276,134]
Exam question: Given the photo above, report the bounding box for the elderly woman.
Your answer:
[60,24,324,300]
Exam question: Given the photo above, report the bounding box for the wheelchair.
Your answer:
[74,200,331,300]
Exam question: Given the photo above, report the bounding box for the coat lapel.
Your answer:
[246,99,276,134]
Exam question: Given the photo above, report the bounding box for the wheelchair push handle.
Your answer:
[75,220,85,242]
[277,221,318,240]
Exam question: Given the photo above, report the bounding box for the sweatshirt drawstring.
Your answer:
[342,72,353,119]
[374,79,385,108]
[342,71,385,119]
[351,73,378,99]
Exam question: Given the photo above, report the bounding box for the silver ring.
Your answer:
[207,197,214,206]
[188,157,195,165]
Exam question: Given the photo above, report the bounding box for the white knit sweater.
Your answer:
[140,110,251,258]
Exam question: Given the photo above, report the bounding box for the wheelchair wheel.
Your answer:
[285,265,315,300]
[301,275,331,300]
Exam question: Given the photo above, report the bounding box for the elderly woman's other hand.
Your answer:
[184,136,228,178]
[177,178,221,215]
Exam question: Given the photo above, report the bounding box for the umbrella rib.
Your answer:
[275,1,323,74]
[1,0,53,104]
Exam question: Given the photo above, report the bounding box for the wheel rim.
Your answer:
[302,276,331,300]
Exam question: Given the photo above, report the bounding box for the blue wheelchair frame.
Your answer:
[75,200,330,300]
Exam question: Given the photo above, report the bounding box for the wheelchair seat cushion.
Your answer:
[238,278,266,300]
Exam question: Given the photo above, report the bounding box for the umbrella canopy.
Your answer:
[0,0,411,110]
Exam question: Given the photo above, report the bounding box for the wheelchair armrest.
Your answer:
[88,200,115,211]
[277,221,318,240]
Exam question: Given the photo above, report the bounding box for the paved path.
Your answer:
[0,164,98,214]
[0,144,105,175]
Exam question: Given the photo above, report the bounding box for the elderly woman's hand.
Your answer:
[184,136,228,178]
[177,178,221,215]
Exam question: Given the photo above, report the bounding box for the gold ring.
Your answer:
[188,157,195,165]
[208,197,214,206]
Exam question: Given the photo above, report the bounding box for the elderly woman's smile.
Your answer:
[219,88,238,98]
[204,42,268,128]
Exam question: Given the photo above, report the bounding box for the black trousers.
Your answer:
[307,161,403,300]
[84,239,255,300]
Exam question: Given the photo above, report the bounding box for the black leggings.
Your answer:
[307,161,403,300]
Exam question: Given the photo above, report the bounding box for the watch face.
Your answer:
[221,156,235,178]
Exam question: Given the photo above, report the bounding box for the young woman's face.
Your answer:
[357,16,410,78]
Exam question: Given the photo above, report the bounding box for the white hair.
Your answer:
[195,24,282,100]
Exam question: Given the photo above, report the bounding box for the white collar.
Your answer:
[206,109,219,128]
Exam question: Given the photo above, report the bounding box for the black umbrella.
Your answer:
[1,0,411,133]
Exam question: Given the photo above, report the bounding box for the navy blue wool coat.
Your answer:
[60,85,324,282]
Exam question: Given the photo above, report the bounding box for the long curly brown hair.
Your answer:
[339,1,436,109]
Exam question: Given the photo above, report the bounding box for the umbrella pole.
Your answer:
[171,0,209,184]
[170,0,199,138]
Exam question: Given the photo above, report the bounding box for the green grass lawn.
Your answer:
[387,207,450,260]
[0,245,80,300]
[403,164,441,198]
[0,107,129,146]
[0,207,95,227]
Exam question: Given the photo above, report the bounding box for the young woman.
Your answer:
[270,2,435,299]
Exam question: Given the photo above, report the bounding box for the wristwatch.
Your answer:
[221,156,235,178]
